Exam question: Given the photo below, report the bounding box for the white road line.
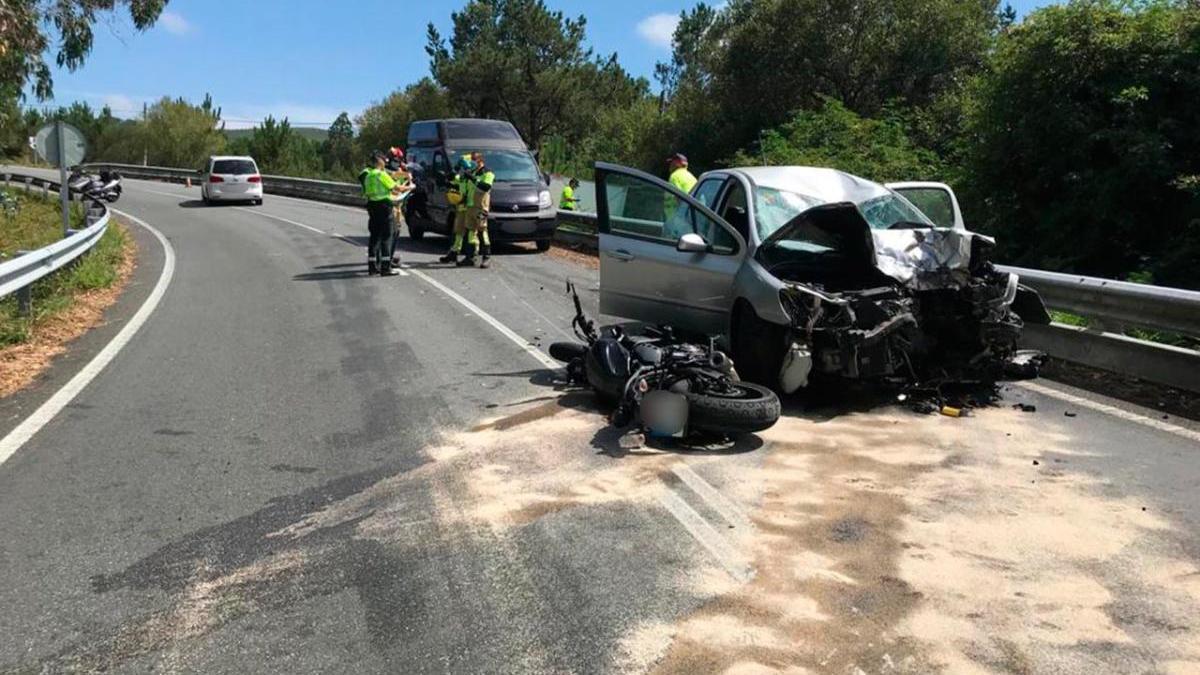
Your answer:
[0,210,176,466]
[1014,380,1200,444]
[236,207,327,235]
[658,489,753,583]
[132,186,190,199]
[672,463,753,531]
[404,266,557,368]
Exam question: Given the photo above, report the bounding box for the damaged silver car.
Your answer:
[594,163,1050,393]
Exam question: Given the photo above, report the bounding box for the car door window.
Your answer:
[891,186,955,229]
[604,172,739,254]
[716,182,751,243]
[432,152,449,187]
[693,178,723,209]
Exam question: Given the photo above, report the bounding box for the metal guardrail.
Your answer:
[0,172,111,307]
[77,163,1200,392]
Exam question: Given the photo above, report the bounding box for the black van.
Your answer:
[404,119,556,251]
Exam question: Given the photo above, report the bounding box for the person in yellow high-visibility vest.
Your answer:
[560,178,581,211]
[438,155,477,265]
[457,151,495,268]
[360,150,407,276]
[386,146,413,266]
[664,153,698,240]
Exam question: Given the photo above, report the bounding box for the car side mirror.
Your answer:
[677,232,709,253]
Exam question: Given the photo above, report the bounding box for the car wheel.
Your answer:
[254,198,263,206]
[201,188,211,205]
[409,222,425,240]
[733,302,789,390]
[536,239,552,252]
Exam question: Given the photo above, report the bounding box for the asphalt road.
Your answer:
[1,173,1198,674]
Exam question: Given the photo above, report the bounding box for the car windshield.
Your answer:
[755,186,933,240]
[212,159,257,175]
[456,150,540,182]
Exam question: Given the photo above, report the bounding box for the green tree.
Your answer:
[140,96,226,168]
[426,0,647,149]
[654,0,1000,168]
[730,98,946,183]
[355,78,452,160]
[963,0,1200,288]
[321,112,355,172]
[0,0,169,101]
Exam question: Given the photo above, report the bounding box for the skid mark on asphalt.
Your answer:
[641,406,1200,674]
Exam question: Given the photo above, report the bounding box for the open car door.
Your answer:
[886,181,965,230]
[594,162,746,337]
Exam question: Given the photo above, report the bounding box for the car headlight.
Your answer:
[538,190,552,209]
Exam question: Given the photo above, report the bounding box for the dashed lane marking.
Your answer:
[0,210,176,466]
[658,489,754,583]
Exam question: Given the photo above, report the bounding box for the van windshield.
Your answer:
[459,150,541,183]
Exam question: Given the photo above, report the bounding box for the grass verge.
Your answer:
[0,187,85,256]
[0,218,136,398]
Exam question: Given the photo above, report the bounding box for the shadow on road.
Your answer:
[292,268,373,282]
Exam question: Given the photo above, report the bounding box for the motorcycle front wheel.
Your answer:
[686,382,781,435]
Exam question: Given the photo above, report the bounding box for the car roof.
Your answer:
[209,155,257,162]
[717,166,890,204]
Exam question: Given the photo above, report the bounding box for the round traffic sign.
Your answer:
[34,123,87,168]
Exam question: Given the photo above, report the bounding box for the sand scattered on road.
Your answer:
[644,406,1200,674]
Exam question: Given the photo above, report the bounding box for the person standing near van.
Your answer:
[459,151,495,269]
[560,178,580,211]
[361,150,403,276]
[439,156,477,265]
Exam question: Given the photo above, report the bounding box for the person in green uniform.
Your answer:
[458,151,496,269]
[361,150,404,276]
[560,178,580,211]
[439,155,477,265]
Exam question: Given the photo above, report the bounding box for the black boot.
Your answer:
[438,250,458,264]
[367,260,378,275]
[456,243,477,267]
[479,244,492,269]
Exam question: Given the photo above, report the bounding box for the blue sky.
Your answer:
[34,0,1056,129]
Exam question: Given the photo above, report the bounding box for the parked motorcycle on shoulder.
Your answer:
[550,282,781,437]
[68,169,122,203]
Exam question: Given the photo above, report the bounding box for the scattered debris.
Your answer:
[1012,403,1037,413]
[1033,460,1040,466]
[1064,411,1077,417]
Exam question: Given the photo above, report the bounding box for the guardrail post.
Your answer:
[42,182,49,199]
[16,286,32,317]
[23,177,32,193]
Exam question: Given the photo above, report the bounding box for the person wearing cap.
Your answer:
[664,153,698,239]
[667,153,697,194]
[560,177,581,211]
[361,150,405,276]
[439,155,477,265]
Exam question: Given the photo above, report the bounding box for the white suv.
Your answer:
[202,156,263,205]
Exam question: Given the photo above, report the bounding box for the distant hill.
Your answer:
[224,127,329,143]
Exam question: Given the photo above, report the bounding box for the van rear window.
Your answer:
[212,159,257,175]
[408,121,439,145]
[443,120,520,141]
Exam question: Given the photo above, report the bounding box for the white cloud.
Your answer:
[637,13,680,50]
[220,103,358,130]
[102,94,138,113]
[158,11,191,36]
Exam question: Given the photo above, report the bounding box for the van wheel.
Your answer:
[536,239,552,252]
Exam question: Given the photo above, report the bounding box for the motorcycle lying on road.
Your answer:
[550,282,781,437]
[68,169,122,203]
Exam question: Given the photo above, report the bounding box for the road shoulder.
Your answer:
[0,215,164,441]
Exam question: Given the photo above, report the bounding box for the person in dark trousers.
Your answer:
[360,150,403,276]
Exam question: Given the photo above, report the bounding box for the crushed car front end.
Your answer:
[754,203,1050,393]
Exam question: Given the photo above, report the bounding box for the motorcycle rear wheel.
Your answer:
[686,382,781,435]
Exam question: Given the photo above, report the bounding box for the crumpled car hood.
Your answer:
[871,228,991,290]
[760,202,993,290]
